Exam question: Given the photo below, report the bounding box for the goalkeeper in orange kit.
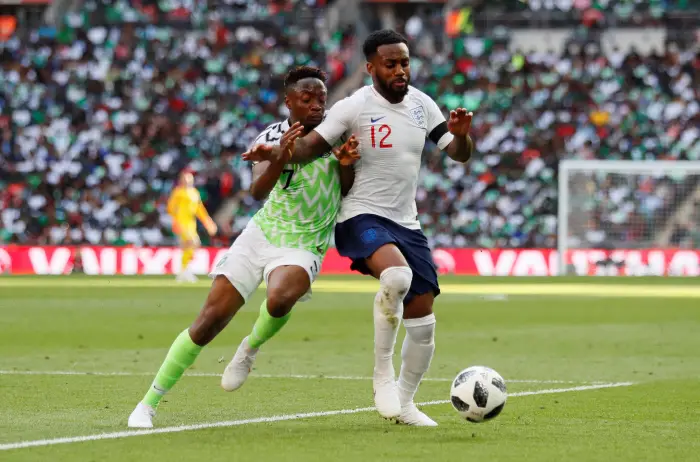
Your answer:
[167,170,218,282]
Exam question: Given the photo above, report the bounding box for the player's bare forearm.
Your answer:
[287,131,332,164]
[250,160,286,200]
[339,164,355,197]
[446,135,473,163]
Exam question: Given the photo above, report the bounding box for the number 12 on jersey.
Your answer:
[370,124,392,148]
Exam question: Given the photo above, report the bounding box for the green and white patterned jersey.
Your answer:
[251,119,342,257]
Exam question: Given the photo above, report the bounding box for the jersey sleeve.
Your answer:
[248,123,283,164]
[195,199,213,224]
[424,95,454,151]
[248,133,266,152]
[313,95,361,146]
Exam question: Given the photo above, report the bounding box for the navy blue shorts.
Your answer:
[334,214,440,305]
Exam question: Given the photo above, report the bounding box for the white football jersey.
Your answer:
[314,85,454,229]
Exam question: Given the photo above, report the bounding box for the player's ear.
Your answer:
[284,93,292,111]
[365,61,373,76]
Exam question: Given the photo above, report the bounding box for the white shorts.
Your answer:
[209,221,321,302]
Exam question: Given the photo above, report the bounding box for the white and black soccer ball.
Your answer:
[450,366,507,423]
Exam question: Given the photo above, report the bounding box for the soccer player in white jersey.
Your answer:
[244,30,473,426]
[127,66,358,428]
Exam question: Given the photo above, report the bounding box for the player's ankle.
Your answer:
[374,363,394,380]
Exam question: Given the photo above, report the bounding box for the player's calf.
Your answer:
[177,239,198,283]
[374,266,411,374]
[372,266,412,419]
[189,276,245,345]
[398,312,436,406]
[397,293,437,425]
[222,266,310,392]
[255,265,311,343]
[128,277,245,427]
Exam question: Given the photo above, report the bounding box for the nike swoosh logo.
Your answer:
[370,117,385,123]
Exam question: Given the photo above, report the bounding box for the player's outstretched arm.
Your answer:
[243,122,333,165]
[339,164,355,197]
[334,136,360,196]
[249,124,300,200]
[288,128,334,164]
[196,202,217,236]
[445,108,474,163]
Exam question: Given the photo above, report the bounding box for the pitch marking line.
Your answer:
[2,278,699,298]
[0,382,634,451]
[0,370,592,384]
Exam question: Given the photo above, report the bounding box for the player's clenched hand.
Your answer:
[447,108,473,137]
[279,122,305,162]
[333,135,360,166]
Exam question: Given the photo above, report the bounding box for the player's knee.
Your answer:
[404,313,436,346]
[266,288,298,318]
[379,266,412,298]
[375,266,412,317]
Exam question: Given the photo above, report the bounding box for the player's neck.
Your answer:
[372,84,405,105]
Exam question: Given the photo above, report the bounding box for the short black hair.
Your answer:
[362,29,408,59]
[284,66,327,91]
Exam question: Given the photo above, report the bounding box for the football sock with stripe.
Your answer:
[143,329,203,409]
[247,299,291,349]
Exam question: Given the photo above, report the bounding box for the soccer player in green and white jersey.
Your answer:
[128,66,359,428]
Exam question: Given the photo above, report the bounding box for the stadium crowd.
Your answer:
[1,0,699,249]
[0,0,354,247]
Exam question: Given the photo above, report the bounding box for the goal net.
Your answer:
[557,160,700,276]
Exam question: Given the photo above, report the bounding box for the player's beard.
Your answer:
[377,76,409,101]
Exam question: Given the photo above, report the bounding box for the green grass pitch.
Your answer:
[1,275,699,461]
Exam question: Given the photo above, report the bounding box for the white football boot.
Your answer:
[396,403,438,427]
[128,402,156,428]
[221,336,258,392]
[373,375,401,419]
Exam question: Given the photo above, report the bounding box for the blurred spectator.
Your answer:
[1,0,353,246]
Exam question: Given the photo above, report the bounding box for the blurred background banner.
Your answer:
[2,246,699,276]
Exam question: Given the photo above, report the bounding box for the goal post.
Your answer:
[557,160,700,276]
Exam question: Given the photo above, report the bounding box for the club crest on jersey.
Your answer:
[409,106,426,128]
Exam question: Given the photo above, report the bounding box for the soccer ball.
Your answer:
[450,366,507,423]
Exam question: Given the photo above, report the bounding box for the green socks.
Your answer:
[248,299,291,349]
[141,301,288,409]
[143,329,203,408]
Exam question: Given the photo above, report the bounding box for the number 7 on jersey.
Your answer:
[370,124,392,149]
